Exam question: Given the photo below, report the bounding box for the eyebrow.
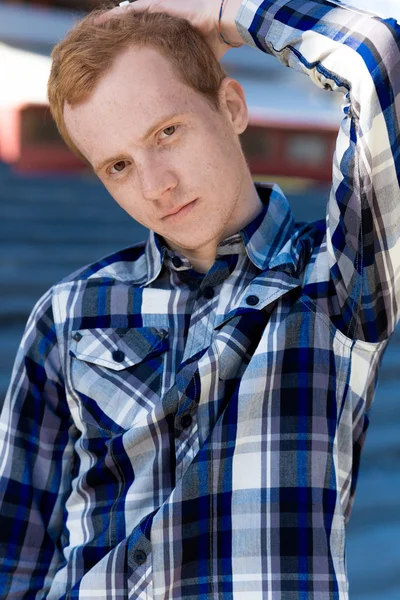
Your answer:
[93,111,187,173]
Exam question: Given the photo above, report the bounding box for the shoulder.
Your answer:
[55,240,148,288]
[43,241,149,329]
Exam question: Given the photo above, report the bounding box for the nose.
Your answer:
[137,152,178,201]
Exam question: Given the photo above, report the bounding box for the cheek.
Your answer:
[197,129,242,178]
[186,143,228,186]
[102,182,147,223]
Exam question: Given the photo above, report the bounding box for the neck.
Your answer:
[169,178,263,273]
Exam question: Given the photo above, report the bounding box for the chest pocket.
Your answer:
[69,327,169,433]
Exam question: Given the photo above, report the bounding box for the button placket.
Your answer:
[202,285,214,299]
[174,412,194,438]
[180,413,193,429]
[133,549,147,565]
[174,383,197,439]
[172,255,183,268]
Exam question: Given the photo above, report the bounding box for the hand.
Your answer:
[95,0,243,61]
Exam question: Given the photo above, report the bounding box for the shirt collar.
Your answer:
[241,182,296,273]
[144,229,166,285]
[143,182,296,285]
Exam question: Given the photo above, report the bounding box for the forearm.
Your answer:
[220,0,243,46]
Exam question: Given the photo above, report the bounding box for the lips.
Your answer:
[162,198,197,219]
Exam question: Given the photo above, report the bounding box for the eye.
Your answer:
[159,125,178,140]
[109,160,129,174]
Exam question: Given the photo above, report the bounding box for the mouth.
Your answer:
[162,198,198,220]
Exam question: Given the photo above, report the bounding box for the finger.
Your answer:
[94,7,128,26]
[94,1,147,25]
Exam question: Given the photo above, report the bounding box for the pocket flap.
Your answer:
[69,327,169,371]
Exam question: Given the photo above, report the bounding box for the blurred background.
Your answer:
[0,1,398,597]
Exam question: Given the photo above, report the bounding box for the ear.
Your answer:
[218,77,248,135]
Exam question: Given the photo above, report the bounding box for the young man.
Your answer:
[0,0,399,597]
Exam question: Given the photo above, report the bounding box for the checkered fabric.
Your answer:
[1,0,400,598]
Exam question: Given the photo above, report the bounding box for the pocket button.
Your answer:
[246,295,259,306]
[112,349,125,363]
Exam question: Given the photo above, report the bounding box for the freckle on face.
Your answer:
[64,45,250,253]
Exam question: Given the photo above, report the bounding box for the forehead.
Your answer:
[63,46,202,161]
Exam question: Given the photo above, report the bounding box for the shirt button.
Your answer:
[246,295,259,306]
[203,286,214,299]
[180,414,192,429]
[72,332,82,342]
[172,256,182,268]
[133,550,147,565]
[112,350,125,363]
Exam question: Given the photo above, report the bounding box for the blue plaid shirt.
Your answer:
[1,1,400,598]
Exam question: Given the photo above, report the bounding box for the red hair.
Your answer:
[47,5,227,161]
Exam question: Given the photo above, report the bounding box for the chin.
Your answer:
[166,228,221,251]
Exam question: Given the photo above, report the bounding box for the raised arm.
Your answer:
[234,0,400,342]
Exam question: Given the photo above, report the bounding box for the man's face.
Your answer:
[64,46,250,253]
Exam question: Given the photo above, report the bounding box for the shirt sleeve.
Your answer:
[0,290,76,598]
[236,0,400,342]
